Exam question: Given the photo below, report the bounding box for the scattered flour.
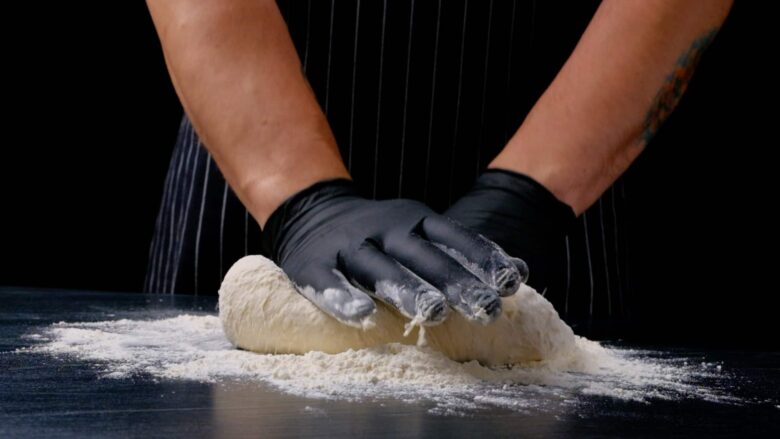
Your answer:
[22,314,741,415]
[18,256,743,415]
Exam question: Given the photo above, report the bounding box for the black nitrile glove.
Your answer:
[262,179,524,327]
[445,169,577,296]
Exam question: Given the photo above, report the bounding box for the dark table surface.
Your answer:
[1,287,778,438]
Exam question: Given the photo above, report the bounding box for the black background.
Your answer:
[1,1,776,349]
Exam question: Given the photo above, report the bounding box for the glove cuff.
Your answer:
[261,178,357,261]
[478,168,577,231]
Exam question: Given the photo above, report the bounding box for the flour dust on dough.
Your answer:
[219,255,587,366]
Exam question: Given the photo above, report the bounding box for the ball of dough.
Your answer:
[219,256,577,366]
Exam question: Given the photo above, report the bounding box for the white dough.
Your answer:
[219,255,578,366]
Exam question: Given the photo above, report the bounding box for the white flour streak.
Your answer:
[20,314,742,415]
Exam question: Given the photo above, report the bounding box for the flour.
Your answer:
[23,312,741,414]
[18,256,744,414]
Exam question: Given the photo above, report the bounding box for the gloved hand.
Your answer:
[262,179,524,328]
[445,169,577,296]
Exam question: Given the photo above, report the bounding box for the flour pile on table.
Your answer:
[23,256,740,414]
[25,314,737,414]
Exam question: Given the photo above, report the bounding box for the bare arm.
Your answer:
[146,0,349,226]
[491,0,732,214]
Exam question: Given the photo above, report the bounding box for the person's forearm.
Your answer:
[147,0,349,226]
[491,0,732,214]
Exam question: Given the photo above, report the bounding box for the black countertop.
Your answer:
[1,287,778,438]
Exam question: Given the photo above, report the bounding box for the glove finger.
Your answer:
[510,256,530,285]
[291,265,376,328]
[419,215,525,296]
[338,240,449,325]
[382,233,502,324]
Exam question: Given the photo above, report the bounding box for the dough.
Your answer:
[219,255,577,366]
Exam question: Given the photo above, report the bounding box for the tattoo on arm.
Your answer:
[641,28,720,143]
